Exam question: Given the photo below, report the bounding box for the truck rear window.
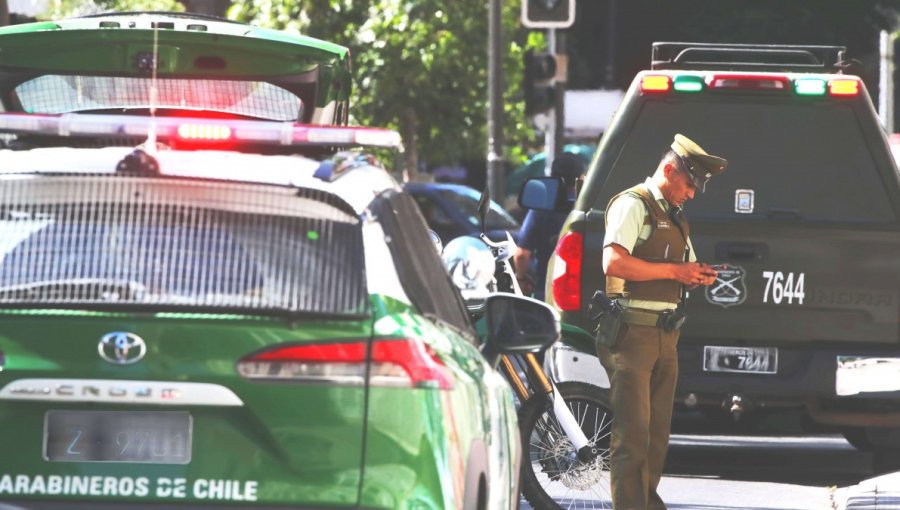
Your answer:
[601,100,897,225]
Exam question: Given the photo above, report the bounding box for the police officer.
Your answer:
[514,152,586,299]
[599,134,726,510]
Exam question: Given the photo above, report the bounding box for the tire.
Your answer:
[519,381,613,510]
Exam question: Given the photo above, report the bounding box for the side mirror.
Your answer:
[519,177,565,212]
[481,292,560,368]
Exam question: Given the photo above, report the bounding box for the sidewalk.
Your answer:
[834,471,900,510]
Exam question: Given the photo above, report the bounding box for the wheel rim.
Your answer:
[528,397,613,508]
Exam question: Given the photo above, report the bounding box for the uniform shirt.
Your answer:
[603,177,696,311]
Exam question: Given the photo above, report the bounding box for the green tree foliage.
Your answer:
[230,0,538,172]
[46,0,182,19]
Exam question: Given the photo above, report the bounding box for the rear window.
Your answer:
[0,176,367,315]
[599,99,897,225]
[16,76,303,121]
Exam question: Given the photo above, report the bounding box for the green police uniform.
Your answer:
[599,134,726,510]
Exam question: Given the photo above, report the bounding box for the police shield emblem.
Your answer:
[706,266,747,308]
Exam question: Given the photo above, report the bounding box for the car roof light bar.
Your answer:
[0,113,403,149]
[177,123,233,141]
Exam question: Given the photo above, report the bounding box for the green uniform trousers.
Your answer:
[598,323,679,510]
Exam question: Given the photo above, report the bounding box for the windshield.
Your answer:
[16,76,303,121]
[437,188,519,231]
[598,99,897,225]
[0,177,367,315]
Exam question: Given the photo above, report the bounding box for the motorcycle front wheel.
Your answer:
[519,381,613,509]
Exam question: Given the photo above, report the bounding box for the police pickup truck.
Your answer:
[539,43,900,471]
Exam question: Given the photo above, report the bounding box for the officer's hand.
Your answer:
[674,262,718,287]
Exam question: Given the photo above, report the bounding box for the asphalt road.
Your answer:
[521,411,875,510]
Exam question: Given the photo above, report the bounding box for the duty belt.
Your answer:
[621,308,667,327]
[621,307,686,331]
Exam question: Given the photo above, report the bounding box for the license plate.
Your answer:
[45,411,192,464]
[703,346,778,374]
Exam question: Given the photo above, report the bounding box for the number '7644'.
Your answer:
[762,271,805,305]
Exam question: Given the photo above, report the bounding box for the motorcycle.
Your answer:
[439,189,614,510]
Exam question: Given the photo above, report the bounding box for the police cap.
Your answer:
[670,134,727,192]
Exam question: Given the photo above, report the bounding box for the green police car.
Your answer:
[0,11,351,125]
[0,113,559,509]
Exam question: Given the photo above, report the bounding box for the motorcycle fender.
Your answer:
[560,322,596,355]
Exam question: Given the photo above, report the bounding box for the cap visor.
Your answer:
[688,173,707,193]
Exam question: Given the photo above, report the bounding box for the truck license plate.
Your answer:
[703,346,778,374]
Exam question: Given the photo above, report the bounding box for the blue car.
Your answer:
[405,182,520,245]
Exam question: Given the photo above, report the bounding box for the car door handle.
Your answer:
[715,242,768,262]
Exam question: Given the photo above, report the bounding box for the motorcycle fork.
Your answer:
[501,354,595,458]
[499,355,530,401]
[499,353,552,401]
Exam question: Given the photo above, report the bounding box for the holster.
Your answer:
[593,300,625,349]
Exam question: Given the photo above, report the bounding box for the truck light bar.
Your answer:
[672,75,704,92]
[640,72,862,99]
[794,78,827,96]
[640,75,671,93]
[0,113,403,149]
[828,78,860,97]
[707,74,790,91]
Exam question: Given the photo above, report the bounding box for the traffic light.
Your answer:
[524,50,557,116]
[522,0,575,29]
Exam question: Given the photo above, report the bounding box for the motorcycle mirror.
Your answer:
[482,292,560,368]
[476,183,490,235]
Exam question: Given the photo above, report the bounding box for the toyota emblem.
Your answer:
[98,332,147,365]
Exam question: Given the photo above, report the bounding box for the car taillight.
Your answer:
[551,231,584,311]
[237,338,453,390]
